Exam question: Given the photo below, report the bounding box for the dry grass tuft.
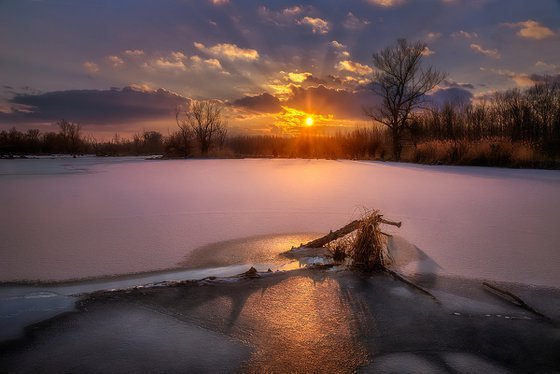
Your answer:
[350,210,391,270]
[326,234,354,263]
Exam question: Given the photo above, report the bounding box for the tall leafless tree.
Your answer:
[366,39,446,160]
[175,108,193,157]
[176,100,227,155]
[57,119,82,156]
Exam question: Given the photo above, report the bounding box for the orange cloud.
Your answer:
[287,72,312,83]
[298,16,329,34]
[151,52,187,71]
[83,61,100,74]
[194,42,259,61]
[336,60,373,75]
[281,5,303,16]
[124,49,145,56]
[421,47,435,56]
[470,43,500,59]
[535,61,560,72]
[107,55,124,67]
[368,0,405,7]
[505,20,555,40]
[452,30,478,39]
[481,68,535,88]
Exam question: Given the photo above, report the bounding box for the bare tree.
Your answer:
[57,119,82,156]
[175,108,193,157]
[176,100,227,155]
[366,39,446,160]
[215,122,228,151]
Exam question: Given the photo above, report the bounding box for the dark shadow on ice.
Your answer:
[330,272,560,373]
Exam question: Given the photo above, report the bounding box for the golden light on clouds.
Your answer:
[288,72,312,83]
[336,60,373,75]
[369,0,406,7]
[470,43,501,59]
[505,20,556,40]
[298,16,330,34]
[268,83,294,98]
[193,42,260,61]
[273,106,333,134]
[83,61,100,74]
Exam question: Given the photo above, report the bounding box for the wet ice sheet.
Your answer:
[0,303,251,374]
[0,290,76,342]
[3,270,559,373]
[0,263,278,342]
[1,158,560,286]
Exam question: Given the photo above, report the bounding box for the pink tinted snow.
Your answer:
[0,158,559,286]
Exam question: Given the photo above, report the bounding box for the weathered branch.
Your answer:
[300,220,362,248]
[298,217,402,249]
[482,282,552,321]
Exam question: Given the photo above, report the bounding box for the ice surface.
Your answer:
[361,352,515,374]
[1,157,559,287]
[0,290,76,342]
[0,303,251,373]
[4,270,558,373]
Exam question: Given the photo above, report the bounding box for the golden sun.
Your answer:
[305,116,314,126]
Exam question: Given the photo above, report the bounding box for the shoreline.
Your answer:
[2,153,560,171]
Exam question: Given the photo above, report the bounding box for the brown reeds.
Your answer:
[350,210,399,270]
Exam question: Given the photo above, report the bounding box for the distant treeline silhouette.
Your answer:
[1,78,559,168]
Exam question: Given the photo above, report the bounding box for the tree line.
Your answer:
[2,80,559,167]
[0,101,228,158]
[410,80,560,156]
[1,39,559,167]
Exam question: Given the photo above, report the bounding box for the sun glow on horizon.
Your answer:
[305,116,314,126]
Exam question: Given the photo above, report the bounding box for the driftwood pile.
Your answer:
[287,210,440,301]
[296,211,401,270]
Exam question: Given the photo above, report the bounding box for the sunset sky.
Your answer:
[1,0,559,137]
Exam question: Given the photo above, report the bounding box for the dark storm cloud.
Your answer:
[232,93,282,113]
[3,87,188,125]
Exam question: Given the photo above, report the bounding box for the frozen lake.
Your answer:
[1,157,560,287]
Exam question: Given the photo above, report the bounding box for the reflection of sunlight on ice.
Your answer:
[235,276,369,372]
[181,233,320,270]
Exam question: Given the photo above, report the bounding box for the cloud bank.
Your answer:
[3,87,188,125]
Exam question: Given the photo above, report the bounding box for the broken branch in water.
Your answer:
[482,282,552,321]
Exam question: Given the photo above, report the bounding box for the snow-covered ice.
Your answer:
[1,157,559,287]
